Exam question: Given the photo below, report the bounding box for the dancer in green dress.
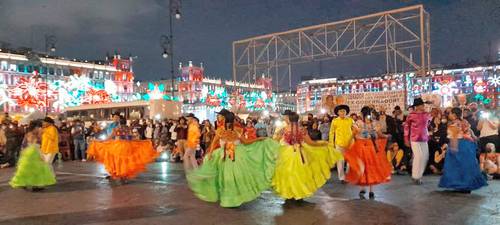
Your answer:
[10,120,56,191]
[186,110,279,207]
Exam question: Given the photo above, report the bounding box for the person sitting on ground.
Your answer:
[429,143,447,175]
[386,143,407,174]
[480,143,500,179]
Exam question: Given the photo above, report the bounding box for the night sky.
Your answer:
[1,0,500,85]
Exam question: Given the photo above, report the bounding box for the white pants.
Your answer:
[410,142,429,180]
[336,146,347,181]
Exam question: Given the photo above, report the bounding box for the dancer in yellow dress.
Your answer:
[272,112,342,200]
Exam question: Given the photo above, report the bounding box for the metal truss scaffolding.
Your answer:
[232,4,430,92]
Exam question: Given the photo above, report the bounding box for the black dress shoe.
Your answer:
[369,192,375,199]
[359,190,366,199]
[413,179,423,185]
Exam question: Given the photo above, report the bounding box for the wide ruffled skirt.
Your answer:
[272,143,339,200]
[186,138,279,207]
[438,139,487,191]
[10,145,56,188]
[344,138,391,186]
[87,140,158,179]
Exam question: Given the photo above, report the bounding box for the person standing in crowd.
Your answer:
[201,120,215,152]
[308,121,322,141]
[0,123,6,159]
[0,120,23,169]
[463,108,479,137]
[145,121,154,140]
[427,109,448,174]
[477,109,499,153]
[392,106,406,147]
[244,120,257,141]
[329,105,354,183]
[438,107,487,193]
[344,106,392,199]
[71,120,86,161]
[319,116,330,141]
[153,121,162,141]
[404,98,432,185]
[183,114,201,170]
[41,117,59,171]
[255,118,268,137]
[350,113,359,122]
[9,120,56,191]
[174,117,188,159]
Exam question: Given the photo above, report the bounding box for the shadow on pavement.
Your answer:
[0,204,177,225]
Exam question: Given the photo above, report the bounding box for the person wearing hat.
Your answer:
[215,109,230,131]
[404,97,432,185]
[41,117,59,169]
[328,105,354,183]
[184,113,201,170]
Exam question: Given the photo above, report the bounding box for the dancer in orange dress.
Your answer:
[344,106,392,199]
[87,114,158,182]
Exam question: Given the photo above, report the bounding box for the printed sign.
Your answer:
[343,90,406,113]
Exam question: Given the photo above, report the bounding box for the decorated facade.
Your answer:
[297,65,500,113]
[137,62,274,121]
[0,51,135,114]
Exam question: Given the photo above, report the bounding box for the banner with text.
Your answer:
[344,90,406,113]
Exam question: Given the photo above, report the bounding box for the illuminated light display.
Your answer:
[8,76,57,108]
[0,83,15,106]
[473,77,486,93]
[142,82,165,100]
[488,74,500,87]
[82,88,111,104]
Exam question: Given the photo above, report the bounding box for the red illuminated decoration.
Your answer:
[178,82,191,92]
[113,58,131,71]
[206,95,221,107]
[114,71,134,82]
[82,88,111,104]
[256,77,272,89]
[9,75,57,108]
[473,78,486,93]
[254,98,265,108]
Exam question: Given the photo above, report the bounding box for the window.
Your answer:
[0,61,7,71]
[8,64,16,72]
[18,64,25,73]
[48,67,55,75]
[27,65,33,73]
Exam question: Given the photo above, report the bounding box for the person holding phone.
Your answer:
[477,109,499,153]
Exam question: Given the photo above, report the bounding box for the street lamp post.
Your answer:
[44,35,56,116]
[160,0,181,98]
